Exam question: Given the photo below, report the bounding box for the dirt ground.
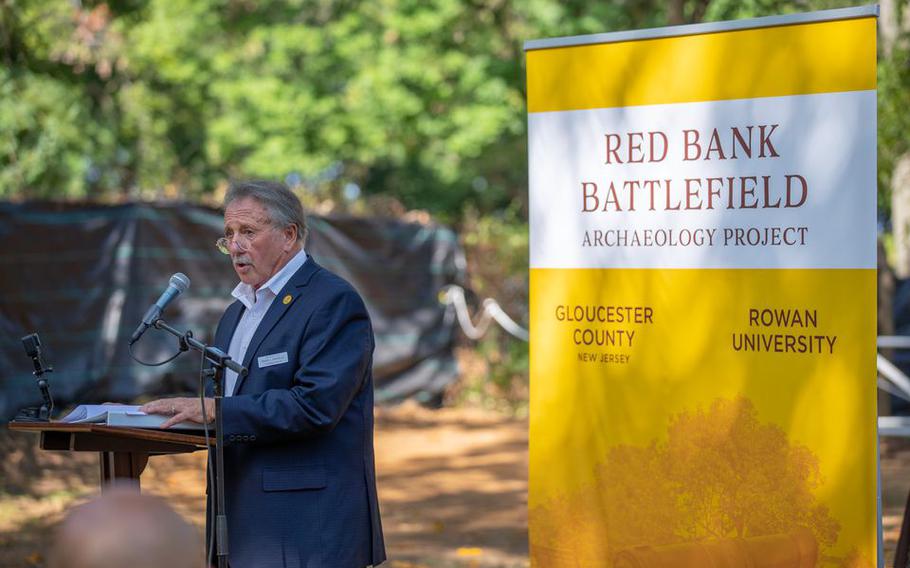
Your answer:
[0,402,528,568]
[2,405,909,568]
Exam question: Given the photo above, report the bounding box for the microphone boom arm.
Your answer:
[153,320,247,377]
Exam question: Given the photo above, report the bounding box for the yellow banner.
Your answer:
[527,11,878,568]
[530,269,876,564]
[527,17,876,113]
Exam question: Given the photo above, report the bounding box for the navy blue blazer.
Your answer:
[213,258,385,568]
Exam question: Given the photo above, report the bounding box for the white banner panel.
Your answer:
[529,91,876,269]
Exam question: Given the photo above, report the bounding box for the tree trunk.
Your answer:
[667,0,684,25]
[879,0,908,56]
[892,153,910,278]
[879,238,896,417]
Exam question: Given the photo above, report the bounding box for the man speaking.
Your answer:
[141,179,386,568]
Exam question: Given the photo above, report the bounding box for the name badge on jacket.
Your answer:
[258,352,289,368]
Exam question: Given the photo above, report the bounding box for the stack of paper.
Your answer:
[59,404,202,430]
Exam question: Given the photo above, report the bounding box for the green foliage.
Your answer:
[450,326,528,415]
[461,203,528,302]
[0,69,97,198]
[2,0,538,210]
[1,0,906,219]
[880,41,910,219]
[451,203,529,412]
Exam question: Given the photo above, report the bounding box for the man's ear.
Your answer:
[284,224,298,251]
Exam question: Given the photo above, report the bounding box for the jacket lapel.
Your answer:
[231,258,321,395]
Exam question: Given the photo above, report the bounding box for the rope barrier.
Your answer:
[878,353,910,402]
[878,336,910,402]
[440,285,529,342]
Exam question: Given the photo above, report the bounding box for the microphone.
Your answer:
[22,333,49,369]
[129,273,191,345]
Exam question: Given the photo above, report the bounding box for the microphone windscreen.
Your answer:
[170,272,191,293]
[22,333,41,357]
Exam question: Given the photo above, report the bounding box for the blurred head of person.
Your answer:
[49,486,200,568]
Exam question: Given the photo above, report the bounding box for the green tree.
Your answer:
[2,0,902,221]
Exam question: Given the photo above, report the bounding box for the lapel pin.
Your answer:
[283,294,293,305]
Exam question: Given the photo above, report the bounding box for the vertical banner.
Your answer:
[527,7,878,568]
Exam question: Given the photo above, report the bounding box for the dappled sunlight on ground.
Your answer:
[3,407,908,568]
[0,403,529,568]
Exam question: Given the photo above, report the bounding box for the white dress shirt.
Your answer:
[224,249,308,396]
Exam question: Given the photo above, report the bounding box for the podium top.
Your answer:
[8,421,210,449]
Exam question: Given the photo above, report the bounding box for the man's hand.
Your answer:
[140,397,215,429]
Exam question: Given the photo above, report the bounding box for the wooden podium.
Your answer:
[8,421,210,491]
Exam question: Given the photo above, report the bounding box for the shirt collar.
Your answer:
[231,248,308,308]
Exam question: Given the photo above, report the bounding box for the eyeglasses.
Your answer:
[216,230,260,255]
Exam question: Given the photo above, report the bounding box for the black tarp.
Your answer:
[0,202,463,419]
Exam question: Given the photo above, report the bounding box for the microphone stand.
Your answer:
[14,334,55,422]
[30,353,54,421]
[152,319,245,568]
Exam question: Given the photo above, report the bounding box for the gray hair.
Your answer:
[223,179,308,245]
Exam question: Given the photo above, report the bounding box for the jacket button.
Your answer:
[250,435,256,442]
